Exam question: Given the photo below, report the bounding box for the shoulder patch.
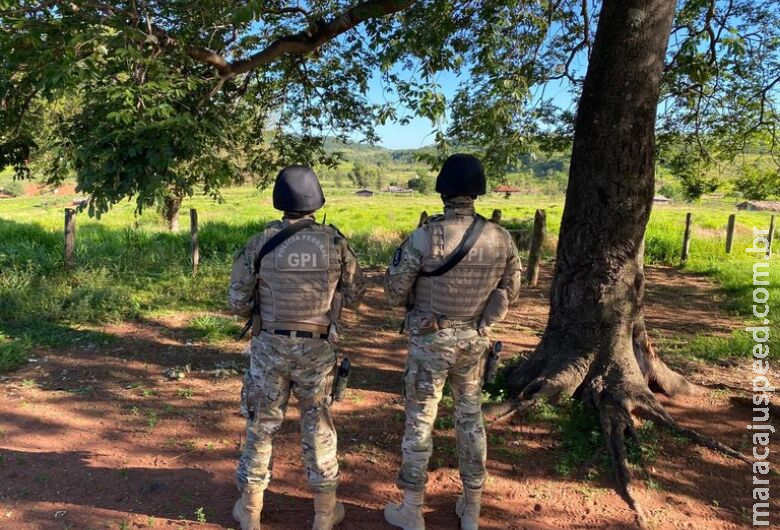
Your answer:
[328,223,347,237]
[329,223,357,255]
[392,247,403,266]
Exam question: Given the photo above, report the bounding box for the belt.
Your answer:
[262,329,328,340]
[436,316,479,330]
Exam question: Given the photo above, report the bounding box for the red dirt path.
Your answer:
[0,265,777,529]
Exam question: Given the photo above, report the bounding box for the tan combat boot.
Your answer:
[384,489,425,530]
[455,487,482,530]
[232,485,264,530]
[312,491,345,530]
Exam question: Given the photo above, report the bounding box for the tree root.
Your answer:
[484,398,537,425]
[501,349,749,529]
[636,394,751,463]
[633,315,702,397]
[599,399,647,529]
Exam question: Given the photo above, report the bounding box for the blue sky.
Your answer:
[365,71,579,150]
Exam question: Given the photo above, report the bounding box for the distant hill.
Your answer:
[323,137,437,165]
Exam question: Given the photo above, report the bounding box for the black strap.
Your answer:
[419,215,487,277]
[253,219,316,275]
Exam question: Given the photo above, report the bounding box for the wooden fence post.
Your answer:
[64,208,76,271]
[190,208,200,274]
[681,212,692,263]
[525,209,546,287]
[725,213,736,254]
[768,215,776,258]
[491,209,502,223]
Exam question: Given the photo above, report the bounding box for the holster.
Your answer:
[479,288,509,329]
[240,371,261,421]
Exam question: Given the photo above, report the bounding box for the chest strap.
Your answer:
[420,215,487,277]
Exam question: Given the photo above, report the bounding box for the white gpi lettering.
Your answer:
[288,253,318,267]
[468,247,484,261]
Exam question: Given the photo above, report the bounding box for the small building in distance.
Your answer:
[386,185,414,195]
[736,200,780,212]
[653,195,672,204]
[493,185,522,195]
[355,189,374,198]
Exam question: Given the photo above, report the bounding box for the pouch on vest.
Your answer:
[479,288,509,329]
[404,310,439,334]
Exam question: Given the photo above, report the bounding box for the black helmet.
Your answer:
[435,154,486,196]
[272,165,326,213]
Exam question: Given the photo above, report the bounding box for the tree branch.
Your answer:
[188,0,415,77]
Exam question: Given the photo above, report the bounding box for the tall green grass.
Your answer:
[0,185,776,369]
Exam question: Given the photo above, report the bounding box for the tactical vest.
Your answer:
[413,215,507,319]
[255,221,342,326]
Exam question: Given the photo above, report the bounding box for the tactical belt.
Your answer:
[259,321,329,339]
[436,316,480,330]
[262,329,328,340]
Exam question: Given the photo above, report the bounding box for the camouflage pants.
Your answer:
[397,327,490,492]
[236,332,339,493]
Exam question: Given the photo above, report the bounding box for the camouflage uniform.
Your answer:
[385,198,521,493]
[229,217,364,494]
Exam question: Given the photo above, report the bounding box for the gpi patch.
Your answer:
[392,247,403,266]
[274,232,329,271]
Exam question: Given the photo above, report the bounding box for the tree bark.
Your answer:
[500,0,742,524]
[162,194,183,232]
[509,0,677,397]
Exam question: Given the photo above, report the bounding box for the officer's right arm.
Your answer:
[383,228,426,307]
[228,242,258,319]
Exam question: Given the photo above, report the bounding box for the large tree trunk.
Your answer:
[510,0,677,399]
[499,0,746,525]
[161,193,183,232]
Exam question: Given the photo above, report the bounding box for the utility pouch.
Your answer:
[405,311,439,334]
[479,288,509,329]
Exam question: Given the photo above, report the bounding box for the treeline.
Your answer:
[322,137,780,201]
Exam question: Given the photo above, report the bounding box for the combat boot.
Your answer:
[312,491,345,530]
[455,487,482,530]
[232,485,264,530]
[384,489,425,530]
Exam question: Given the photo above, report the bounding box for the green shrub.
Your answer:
[0,334,31,372]
[186,314,243,343]
[1,180,25,197]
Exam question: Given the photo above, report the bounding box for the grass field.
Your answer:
[0,183,777,369]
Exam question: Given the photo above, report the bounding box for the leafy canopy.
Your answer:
[1,0,778,214]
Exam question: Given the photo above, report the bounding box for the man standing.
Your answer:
[383,154,522,530]
[228,165,364,530]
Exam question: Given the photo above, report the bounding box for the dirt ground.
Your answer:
[1,265,777,530]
